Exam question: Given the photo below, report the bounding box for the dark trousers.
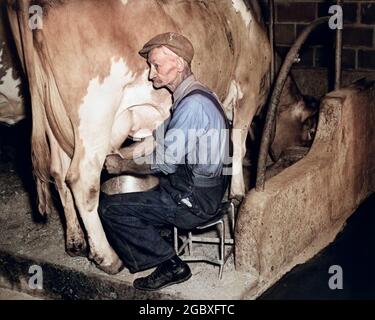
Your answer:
[98,182,223,273]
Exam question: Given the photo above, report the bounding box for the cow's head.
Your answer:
[271,77,319,160]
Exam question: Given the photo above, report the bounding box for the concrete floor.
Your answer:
[0,288,40,300]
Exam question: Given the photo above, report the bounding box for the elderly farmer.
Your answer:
[99,32,230,291]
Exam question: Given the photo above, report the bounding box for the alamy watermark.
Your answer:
[27,4,343,31]
[130,127,241,176]
[328,265,343,290]
[329,5,343,30]
[28,5,43,30]
[28,264,43,290]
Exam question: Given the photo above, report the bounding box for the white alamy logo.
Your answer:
[28,265,43,290]
[28,5,43,30]
[328,265,343,290]
[329,5,343,30]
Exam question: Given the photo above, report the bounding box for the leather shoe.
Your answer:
[133,256,191,291]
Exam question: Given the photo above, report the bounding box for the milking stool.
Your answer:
[173,201,235,279]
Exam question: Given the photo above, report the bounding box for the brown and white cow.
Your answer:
[0,4,24,125]
[7,0,319,275]
[7,0,272,273]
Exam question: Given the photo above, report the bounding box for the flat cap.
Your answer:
[139,32,194,64]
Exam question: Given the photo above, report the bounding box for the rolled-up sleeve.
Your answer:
[151,96,208,175]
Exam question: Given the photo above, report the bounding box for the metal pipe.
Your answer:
[268,0,276,86]
[335,0,343,90]
[256,17,330,192]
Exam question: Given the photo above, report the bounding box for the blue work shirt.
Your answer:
[151,75,228,179]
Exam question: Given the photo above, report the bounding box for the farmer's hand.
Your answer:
[104,154,124,175]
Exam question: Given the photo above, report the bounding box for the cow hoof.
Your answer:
[89,251,125,275]
[66,241,88,258]
[95,258,125,275]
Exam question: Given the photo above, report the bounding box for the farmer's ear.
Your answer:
[176,57,185,72]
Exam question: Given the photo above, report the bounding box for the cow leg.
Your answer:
[232,85,265,201]
[65,108,134,274]
[223,81,244,200]
[48,129,87,257]
[66,144,124,274]
[224,80,259,200]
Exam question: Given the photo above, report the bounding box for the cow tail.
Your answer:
[11,1,53,215]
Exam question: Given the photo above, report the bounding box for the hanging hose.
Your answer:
[255,17,330,191]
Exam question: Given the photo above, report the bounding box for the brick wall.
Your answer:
[259,0,375,71]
